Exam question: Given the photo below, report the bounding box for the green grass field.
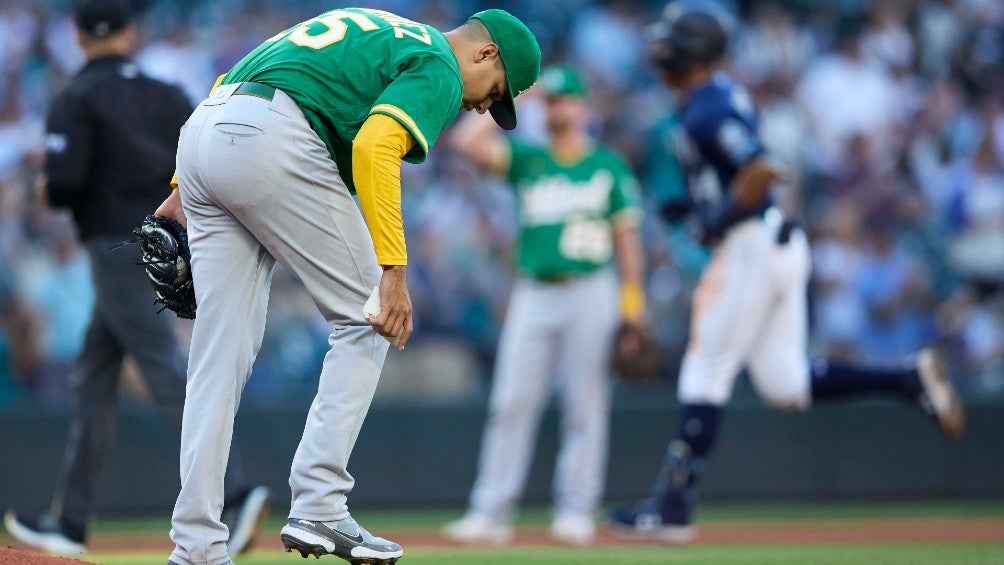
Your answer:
[4,500,1003,565]
[77,498,1004,535]
[85,544,1004,565]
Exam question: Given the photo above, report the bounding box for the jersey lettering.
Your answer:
[268,9,432,49]
[717,118,758,167]
[507,142,639,276]
[360,9,433,45]
[280,10,379,49]
[559,218,613,262]
[519,170,614,226]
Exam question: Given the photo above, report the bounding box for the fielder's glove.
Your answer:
[610,322,660,383]
[130,215,197,319]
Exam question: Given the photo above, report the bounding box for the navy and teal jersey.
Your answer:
[674,73,771,221]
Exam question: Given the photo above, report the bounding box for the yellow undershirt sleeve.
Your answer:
[353,114,416,265]
[170,74,227,189]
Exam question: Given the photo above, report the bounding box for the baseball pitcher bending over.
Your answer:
[155,8,539,565]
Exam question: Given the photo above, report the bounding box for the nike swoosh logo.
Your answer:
[292,519,365,544]
[328,528,364,544]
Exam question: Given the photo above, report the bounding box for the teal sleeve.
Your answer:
[645,115,689,206]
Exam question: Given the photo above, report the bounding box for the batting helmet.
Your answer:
[647,1,733,73]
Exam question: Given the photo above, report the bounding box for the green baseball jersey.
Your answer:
[507,140,642,279]
[223,8,463,192]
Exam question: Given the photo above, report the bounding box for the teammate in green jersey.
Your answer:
[153,8,539,565]
[443,65,646,545]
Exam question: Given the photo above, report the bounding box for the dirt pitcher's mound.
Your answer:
[0,546,96,565]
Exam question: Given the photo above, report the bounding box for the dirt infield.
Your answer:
[65,518,1004,553]
[0,546,94,565]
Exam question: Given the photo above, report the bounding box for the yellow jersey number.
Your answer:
[267,9,431,50]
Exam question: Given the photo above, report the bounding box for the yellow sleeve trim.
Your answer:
[370,104,428,156]
[211,74,226,93]
[353,114,417,265]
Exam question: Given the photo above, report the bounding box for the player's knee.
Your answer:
[750,364,810,411]
[761,392,810,412]
[678,364,735,407]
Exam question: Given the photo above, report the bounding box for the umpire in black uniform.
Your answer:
[3,0,269,556]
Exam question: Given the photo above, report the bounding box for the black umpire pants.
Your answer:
[50,238,248,534]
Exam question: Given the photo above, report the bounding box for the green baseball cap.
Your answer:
[539,65,588,98]
[469,9,541,130]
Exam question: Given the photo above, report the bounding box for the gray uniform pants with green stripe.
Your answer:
[468,270,619,522]
[169,84,389,565]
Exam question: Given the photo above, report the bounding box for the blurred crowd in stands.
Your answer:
[0,0,1001,406]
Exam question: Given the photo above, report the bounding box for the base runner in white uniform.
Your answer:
[609,3,966,543]
[444,66,646,546]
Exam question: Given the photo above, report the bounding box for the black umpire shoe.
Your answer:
[3,510,86,555]
[221,485,271,554]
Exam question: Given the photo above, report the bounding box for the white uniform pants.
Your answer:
[678,217,812,409]
[468,270,619,521]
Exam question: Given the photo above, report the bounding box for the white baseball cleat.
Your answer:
[916,348,965,439]
[550,513,596,545]
[442,513,514,545]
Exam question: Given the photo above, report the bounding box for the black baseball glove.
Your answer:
[131,215,197,319]
[610,322,660,383]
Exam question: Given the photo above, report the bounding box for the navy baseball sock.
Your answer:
[677,403,721,458]
[811,359,923,401]
[650,404,721,522]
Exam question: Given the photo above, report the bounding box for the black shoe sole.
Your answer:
[281,533,399,565]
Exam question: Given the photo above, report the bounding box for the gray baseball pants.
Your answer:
[169,84,388,565]
[468,270,619,522]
